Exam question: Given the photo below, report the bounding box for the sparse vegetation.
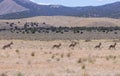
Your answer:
[31,52,35,57]
[78,58,82,63]
[51,55,55,59]
[82,64,86,70]
[56,58,60,61]
[61,53,64,58]
[67,53,71,58]
[82,72,90,76]
[1,73,7,76]
[114,73,120,76]
[17,72,24,76]
[16,49,20,54]
[0,27,120,76]
[46,73,55,76]
[49,52,52,54]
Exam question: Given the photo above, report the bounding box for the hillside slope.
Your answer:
[0,0,120,19]
[0,16,120,27]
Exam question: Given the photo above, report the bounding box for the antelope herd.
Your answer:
[0,41,118,50]
[52,41,118,50]
[52,42,117,49]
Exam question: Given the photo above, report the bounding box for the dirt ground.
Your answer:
[0,39,120,76]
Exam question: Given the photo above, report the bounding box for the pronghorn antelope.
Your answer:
[69,41,78,48]
[109,42,117,49]
[52,43,61,49]
[95,42,101,49]
[2,42,13,50]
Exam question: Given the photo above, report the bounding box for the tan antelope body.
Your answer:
[52,43,61,49]
[109,43,117,49]
[95,42,101,49]
[2,42,13,50]
[69,42,78,48]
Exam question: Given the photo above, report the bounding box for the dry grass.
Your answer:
[0,39,120,76]
[1,16,120,76]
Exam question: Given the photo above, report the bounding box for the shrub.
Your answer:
[31,52,35,57]
[1,73,7,76]
[56,58,60,61]
[67,53,71,58]
[82,64,86,69]
[17,72,24,76]
[61,53,64,58]
[16,49,19,54]
[51,55,55,59]
[78,58,82,63]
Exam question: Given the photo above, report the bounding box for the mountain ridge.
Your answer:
[0,0,29,15]
[0,0,120,19]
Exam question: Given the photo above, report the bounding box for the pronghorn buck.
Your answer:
[69,41,78,48]
[109,42,117,49]
[95,42,102,49]
[52,43,61,49]
[2,42,14,50]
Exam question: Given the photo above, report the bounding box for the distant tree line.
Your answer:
[0,26,119,34]
[0,22,120,34]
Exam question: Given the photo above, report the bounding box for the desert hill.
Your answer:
[0,16,120,27]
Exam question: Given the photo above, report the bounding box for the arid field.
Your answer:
[0,16,120,76]
[0,39,120,76]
